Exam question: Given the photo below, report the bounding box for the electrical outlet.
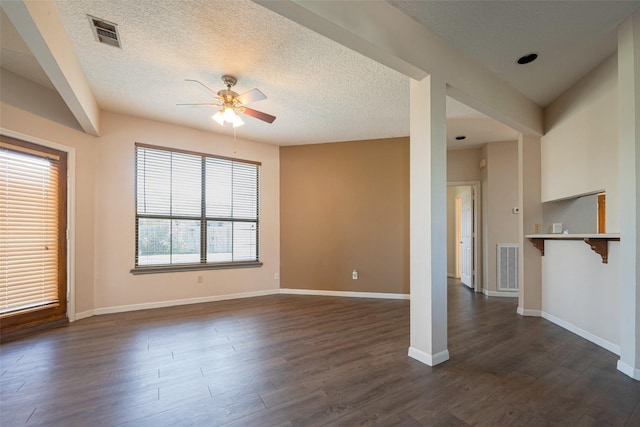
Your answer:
[352,270,358,280]
[197,275,203,284]
[534,223,541,233]
[274,272,279,280]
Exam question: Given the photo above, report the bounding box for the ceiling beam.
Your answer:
[2,0,100,136]
[256,0,543,136]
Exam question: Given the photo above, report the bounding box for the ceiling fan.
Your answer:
[178,75,276,128]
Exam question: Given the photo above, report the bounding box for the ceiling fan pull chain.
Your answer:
[233,127,237,154]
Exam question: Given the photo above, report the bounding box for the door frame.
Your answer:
[448,181,481,292]
[454,196,462,279]
[1,128,77,322]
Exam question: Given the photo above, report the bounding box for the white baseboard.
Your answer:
[483,289,519,298]
[408,346,450,366]
[74,288,408,321]
[541,311,620,355]
[74,310,95,320]
[517,307,541,317]
[617,360,640,380]
[92,289,280,316]
[279,288,410,300]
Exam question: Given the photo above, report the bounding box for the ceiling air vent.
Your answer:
[88,15,121,48]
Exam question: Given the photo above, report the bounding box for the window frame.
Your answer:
[131,143,262,275]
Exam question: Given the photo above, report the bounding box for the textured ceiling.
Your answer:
[0,0,517,147]
[390,0,640,106]
[3,1,638,147]
[53,0,410,146]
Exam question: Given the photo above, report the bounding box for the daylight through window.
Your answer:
[0,136,68,334]
[134,144,260,272]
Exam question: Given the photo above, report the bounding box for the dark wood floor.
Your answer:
[2,280,640,426]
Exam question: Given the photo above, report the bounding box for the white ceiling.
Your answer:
[1,1,638,148]
[390,0,640,107]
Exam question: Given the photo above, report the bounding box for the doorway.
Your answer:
[1,135,69,336]
[447,182,481,292]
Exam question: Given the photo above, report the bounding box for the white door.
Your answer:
[460,187,473,288]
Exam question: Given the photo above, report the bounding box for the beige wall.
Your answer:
[482,141,520,294]
[1,71,281,314]
[539,54,621,350]
[280,138,409,294]
[447,148,481,182]
[1,70,97,314]
[280,141,487,294]
[92,112,280,310]
[542,54,619,232]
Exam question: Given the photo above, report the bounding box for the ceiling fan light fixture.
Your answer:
[212,107,245,128]
[222,107,238,123]
[212,110,225,126]
[232,115,245,128]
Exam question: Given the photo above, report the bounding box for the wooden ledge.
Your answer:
[526,234,620,264]
[528,238,545,256]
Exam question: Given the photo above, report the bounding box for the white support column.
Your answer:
[617,12,640,381]
[517,134,542,317]
[408,75,449,366]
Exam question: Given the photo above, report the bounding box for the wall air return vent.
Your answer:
[497,244,518,291]
[88,15,121,48]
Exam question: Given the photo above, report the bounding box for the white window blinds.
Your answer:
[135,144,260,269]
[0,141,65,317]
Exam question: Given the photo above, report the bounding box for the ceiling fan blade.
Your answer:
[243,107,276,124]
[185,79,220,98]
[236,88,267,105]
[176,103,219,107]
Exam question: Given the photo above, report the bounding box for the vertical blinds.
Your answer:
[135,144,260,267]
[0,142,63,316]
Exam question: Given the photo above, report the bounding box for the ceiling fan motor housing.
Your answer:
[221,75,237,88]
[219,75,239,107]
[217,89,239,99]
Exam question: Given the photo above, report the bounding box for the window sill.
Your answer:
[130,261,263,275]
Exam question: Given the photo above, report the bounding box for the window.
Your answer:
[133,143,261,273]
[0,136,67,335]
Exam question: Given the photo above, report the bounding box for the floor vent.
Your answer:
[88,15,121,48]
[497,244,518,291]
